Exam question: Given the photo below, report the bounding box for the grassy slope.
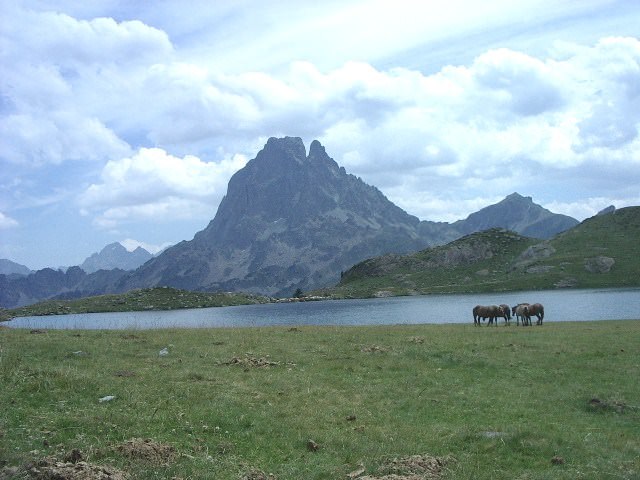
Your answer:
[0,287,270,321]
[322,207,640,298]
[1,322,639,479]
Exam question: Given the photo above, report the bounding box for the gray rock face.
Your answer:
[584,256,615,273]
[596,205,616,216]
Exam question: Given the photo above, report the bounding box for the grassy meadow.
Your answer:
[1,320,639,479]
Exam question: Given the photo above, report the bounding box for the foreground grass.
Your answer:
[1,320,639,479]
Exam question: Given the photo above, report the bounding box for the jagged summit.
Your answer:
[128,138,427,296]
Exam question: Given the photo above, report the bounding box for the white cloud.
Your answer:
[0,212,18,229]
[546,195,640,220]
[120,238,173,254]
[78,147,247,227]
[0,5,170,166]
[3,2,640,231]
[0,112,130,166]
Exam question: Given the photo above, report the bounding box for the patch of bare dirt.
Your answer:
[356,454,450,480]
[221,355,286,368]
[0,458,128,479]
[587,397,627,413]
[241,469,277,480]
[116,438,177,465]
[360,345,389,353]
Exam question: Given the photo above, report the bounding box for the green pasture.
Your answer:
[1,320,639,479]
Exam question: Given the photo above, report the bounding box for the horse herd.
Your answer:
[472,303,544,326]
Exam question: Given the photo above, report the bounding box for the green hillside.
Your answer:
[320,206,640,298]
[0,287,269,321]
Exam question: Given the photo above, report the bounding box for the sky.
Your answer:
[1,0,640,270]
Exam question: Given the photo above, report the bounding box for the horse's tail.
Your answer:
[540,305,544,320]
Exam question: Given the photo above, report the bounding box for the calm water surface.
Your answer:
[6,288,640,330]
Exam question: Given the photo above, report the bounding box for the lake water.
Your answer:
[5,288,640,330]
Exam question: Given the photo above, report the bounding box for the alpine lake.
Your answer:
[6,287,640,330]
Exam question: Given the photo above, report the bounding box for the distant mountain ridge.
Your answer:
[0,259,32,277]
[80,242,153,273]
[1,137,583,307]
[453,193,578,239]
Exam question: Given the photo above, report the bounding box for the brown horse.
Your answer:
[512,303,531,326]
[528,303,545,325]
[473,305,502,326]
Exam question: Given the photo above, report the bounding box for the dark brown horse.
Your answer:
[473,305,502,326]
[528,303,545,325]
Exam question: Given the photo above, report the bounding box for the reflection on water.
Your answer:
[6,288,640,330]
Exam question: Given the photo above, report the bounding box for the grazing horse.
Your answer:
[473,305,501,326]
[512,303,531,326]
[499,304,512,325]
[528,303,545,325]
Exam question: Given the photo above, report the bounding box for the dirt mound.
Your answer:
[358,454,449,480]
[0,458,128,479]
[360,345,389,353]
[222,355,281,368]
[241,469,277,480]
[587,397,627,413]
[116,438,178,464]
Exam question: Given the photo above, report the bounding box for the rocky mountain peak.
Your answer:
[80,242,152,273]
[308,139,327,160]
[597,205,616,216]
[504,192,532,203]
[454,191,578,239]
[259,136,307,167]
[134,137,428,296]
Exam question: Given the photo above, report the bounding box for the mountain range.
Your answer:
[80,242,153,274]
[326,205,639,298]
[1,137,581,308]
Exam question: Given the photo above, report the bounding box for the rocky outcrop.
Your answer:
[584,256,615,273]
[596,205,616,216]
